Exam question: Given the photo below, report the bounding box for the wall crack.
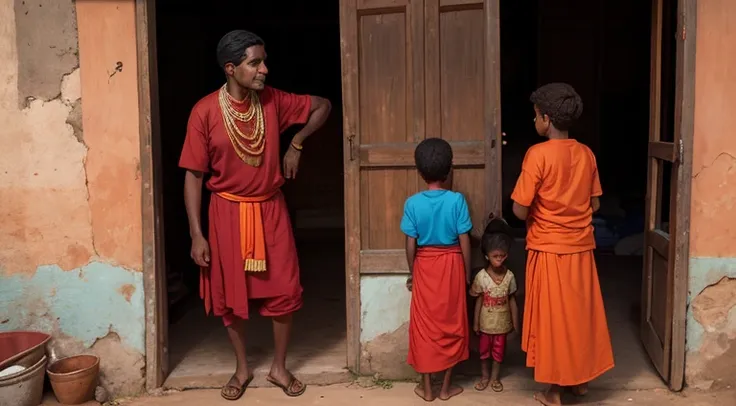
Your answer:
[693,152,736,179]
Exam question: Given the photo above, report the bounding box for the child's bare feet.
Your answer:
[534,385,562,405]
[474,377,490,391]
[414,384,435,402]
[439,385,463,401]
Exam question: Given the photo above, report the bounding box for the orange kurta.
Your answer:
[511,139,614,386]
[407,246,470,373]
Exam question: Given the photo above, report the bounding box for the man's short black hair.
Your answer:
[414,138,453,183]
[530,82,584,131]
[216,30,265,69]
[481,232,512,256]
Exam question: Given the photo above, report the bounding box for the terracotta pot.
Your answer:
[0,331,51,370]
[47,354,100,405]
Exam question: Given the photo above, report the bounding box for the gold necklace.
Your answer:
[218,85,266,167]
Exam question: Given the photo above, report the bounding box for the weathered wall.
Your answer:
[0,0,144,397]
[685,0,736,390]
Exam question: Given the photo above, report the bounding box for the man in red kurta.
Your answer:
[179,30,331,401]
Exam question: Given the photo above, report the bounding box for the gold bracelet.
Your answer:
[290,141,303,151]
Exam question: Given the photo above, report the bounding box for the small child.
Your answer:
[401,138,472,402]
[470,223,519,393]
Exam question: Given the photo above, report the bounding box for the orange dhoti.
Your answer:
[408,246,469,373]
[522,250,614,385]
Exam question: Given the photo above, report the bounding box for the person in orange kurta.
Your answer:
[179,30,331,401]
[401,138,472,402]
[510,83,614,405]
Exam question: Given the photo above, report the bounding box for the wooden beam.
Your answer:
[338,0,362,374]
[649,141,676,162]
[669,0,697,392]
[359,141,485,168]
[360,250,409,274]
[648,229,670,258]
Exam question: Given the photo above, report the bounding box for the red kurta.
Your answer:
[179,86,312,323]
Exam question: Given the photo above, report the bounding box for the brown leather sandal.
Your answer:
[266,373,306,397]
[220,374,254,401]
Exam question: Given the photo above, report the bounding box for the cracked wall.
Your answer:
[0,0,144,397]
[686,0,736,389]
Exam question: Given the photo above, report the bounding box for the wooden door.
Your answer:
[640,0,695,391]
[339,0,501,371]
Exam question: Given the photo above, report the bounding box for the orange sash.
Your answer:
[216,190,278,272]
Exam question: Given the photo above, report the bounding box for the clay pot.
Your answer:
[47,354,100,405]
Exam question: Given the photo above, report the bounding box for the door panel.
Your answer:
[641,0,692,390]
[425,0,502,233]
[339,0,501,372]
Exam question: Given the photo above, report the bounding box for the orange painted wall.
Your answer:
[686,0,736,387]
[690,0,736,257]
[76,0,142,270]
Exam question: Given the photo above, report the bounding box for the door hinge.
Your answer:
[678,139,684,163]
[681,12,687,40]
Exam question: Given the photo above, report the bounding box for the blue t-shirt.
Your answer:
[400,190,473,246]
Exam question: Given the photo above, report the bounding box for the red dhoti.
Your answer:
[201,189,303,325]
[407,246,469,373]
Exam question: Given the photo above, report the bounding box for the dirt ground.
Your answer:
[44,382,735,406]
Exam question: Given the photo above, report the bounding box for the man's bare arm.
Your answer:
[184,170,205,238]
[292,96,332,146]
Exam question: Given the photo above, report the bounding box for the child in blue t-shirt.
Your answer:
[401,138,472,401]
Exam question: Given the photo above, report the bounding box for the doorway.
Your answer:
[489,0,691,391]
[151,0,348,388]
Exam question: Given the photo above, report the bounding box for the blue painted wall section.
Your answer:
[360,275,411,343]
[0,261,145,354]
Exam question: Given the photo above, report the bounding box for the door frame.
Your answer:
[667,0,696,391]
[135,0,167,390]
[134,0,357,389]
[136,0,697,390]
[641,0,696,392]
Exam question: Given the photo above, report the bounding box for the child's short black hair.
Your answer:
[414,138,453,183]
[481,232,512,256]
[530,82,584,131]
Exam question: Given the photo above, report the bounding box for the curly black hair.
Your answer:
[216,30,265,69]
[530,82,584,131]
[414,138,453,183]
[481,232,512,256]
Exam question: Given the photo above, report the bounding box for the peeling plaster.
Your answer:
[0,261,145,353]
[686,257,736,388]
[360,275,411,344]
[14,0,79,106]
[687,258,736,351]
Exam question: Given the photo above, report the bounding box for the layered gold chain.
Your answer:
[218,85,266,167]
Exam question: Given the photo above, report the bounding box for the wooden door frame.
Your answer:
[136,0,362,389]
[642,0,696,392]
[135,0,167,390]
[668,0,696,391]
